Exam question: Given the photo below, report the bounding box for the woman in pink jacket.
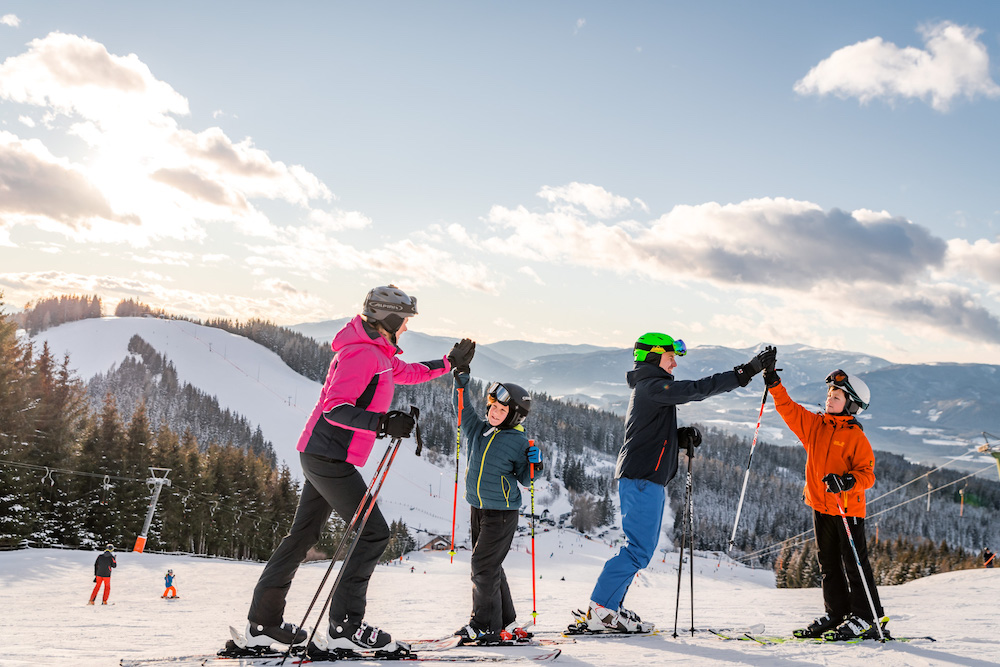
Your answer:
[245,285,467,653]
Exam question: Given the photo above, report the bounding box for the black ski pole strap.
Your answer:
[410,405,423,456]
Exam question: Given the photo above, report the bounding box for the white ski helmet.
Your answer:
[826,369,871,415]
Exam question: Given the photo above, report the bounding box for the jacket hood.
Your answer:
[626,361,671,388]
[821,412,863,431]
[332,315,400,357]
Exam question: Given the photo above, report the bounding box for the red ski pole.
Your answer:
[529,439,537,625]
[449,387,464,564]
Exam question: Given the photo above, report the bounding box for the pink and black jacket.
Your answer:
[297,315,450,466]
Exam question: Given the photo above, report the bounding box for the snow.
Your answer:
[4,540,997,666]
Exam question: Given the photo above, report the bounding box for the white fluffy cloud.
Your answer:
[476,184,1000,345]
[1,15,20,28]
[0,32,335,247]
[795,21,1000,111]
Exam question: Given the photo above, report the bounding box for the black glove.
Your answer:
[377,410,416,439]
[822,472,856,493]
[763,366,781,388]
[93,577,97,583]
[447,338,476,374]
[734,345,777,387]
[677,426,702,452]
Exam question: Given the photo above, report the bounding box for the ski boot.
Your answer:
[793,613,843,638]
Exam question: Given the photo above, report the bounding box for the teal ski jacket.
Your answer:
[453,373,533,510]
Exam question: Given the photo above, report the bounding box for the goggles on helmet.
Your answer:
[487,382,512,406]
[635,338,686,357]
[825,369,870,411]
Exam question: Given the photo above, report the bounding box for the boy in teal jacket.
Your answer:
[451,362,541,643]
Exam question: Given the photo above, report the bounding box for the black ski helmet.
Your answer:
[487,381,531,429]
[362,285,418,334]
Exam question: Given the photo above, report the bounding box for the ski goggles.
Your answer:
[635,338,687,357]
[487,382,512,406]
[826,369,849,385]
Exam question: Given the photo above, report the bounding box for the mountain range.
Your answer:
[292,319,1000,470]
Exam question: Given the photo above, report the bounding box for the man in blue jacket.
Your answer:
[583,334,775,632]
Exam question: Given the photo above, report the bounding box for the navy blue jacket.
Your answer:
[615,362,741,485]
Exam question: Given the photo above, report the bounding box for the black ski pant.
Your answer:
[469,506,519,633]
[813,510,884,623]
[249,452,390,629]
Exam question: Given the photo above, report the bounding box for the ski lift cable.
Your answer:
[735,460,997,564]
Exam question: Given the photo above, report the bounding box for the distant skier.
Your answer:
[88,544,116,605]
[767,364,887,641]
[582,334,775,632]
[984,547,995,568]
[162,569,178,598]
[450,358,540,644]
[243,285,461,652]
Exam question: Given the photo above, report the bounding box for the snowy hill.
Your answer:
[4,540,996,666]
[29,317,570,540]
[34,317,1000,472]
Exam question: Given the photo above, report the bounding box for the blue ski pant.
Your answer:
[590,477,665,610]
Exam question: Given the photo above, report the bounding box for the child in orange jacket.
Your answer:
[766,364,887,641]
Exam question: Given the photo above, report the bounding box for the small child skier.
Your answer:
[451,358,541,644]
[766,364,888,641]
[163,569,178,598]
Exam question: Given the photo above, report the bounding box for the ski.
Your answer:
[121,646,562,665]
[708,628,935,645]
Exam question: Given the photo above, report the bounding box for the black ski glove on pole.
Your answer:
[822,472,856,493]
[677,426,702,452]
[377,410,416,439]
[735,345,777,387]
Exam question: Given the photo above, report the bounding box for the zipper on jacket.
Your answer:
[476,430,499,507]
[654,440,667,471]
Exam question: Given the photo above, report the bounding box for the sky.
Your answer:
[2,2,1000,365]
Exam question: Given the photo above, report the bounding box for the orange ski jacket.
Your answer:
[769,381,875,518]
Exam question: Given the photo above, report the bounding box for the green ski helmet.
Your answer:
[633,333,686,364]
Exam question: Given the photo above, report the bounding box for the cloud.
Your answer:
[538,182,635,219]
[574,18,586,34]
[0,32,335,246]
[518,266,545,286]
[476,184,1000,345]
[945,238,1000,284]
[795,21,1000,111]
[0,131,133,229]
[486,192,946,289]
[1,15,20,28]
[0,270,331,324]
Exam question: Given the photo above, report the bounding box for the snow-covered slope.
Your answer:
[3,539,995,666]
[31,317,571,539]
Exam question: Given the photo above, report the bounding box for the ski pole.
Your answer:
[529,439,537,625]
[294,434,407,660]
[673,445,695,638]
[449,387,464,564]
[687,448,695,637]
[833,494,885,642]
[282,441,394,663]
[728,384,768,553]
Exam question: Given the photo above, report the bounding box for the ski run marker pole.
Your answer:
[449,387,464,564]
[728,384,768,553]
[529,439,537,625]
[833,494,886,642]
